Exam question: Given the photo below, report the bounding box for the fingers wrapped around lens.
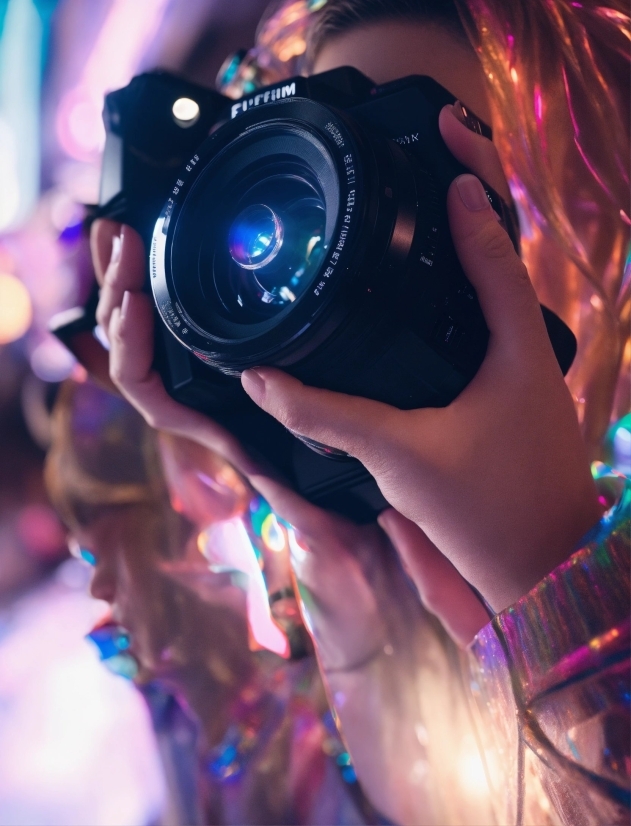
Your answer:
[92,221,145,337]
[105,284,261,477]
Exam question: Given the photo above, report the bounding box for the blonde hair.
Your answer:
[45,380,170,531]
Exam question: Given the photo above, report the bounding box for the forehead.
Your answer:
[312,20,470,81]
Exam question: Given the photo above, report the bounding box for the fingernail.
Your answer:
[452,100,466,124]
[120,290,131,321]
[241,368,265,405]
[456,174,491,211]
[456,101,484,135]
[110,235,122,265]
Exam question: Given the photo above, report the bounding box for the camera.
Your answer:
[55,67,576,522]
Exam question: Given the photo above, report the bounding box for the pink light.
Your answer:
[562,67,614,202]
[57,0,170,161]
[201,518,289,658]
[533,85,546,155]
[534,86,543,126]
[56,89,105,162]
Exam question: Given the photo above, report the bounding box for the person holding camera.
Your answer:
[86,0,629,823]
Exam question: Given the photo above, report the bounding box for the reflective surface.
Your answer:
[218,172,327,321]
[469,470,631,825]
[229,203,284,270]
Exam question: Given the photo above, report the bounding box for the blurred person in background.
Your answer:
[0,363,164,826]
[90,0,629,824]
[45,377,379,826]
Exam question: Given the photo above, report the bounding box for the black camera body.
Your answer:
[88,67,575,522]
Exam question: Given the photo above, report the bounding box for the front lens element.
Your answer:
[169,123,340,336]
[228,203,283,270]
[218,174,326,321]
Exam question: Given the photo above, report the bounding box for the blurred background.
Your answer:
[0,2,268,823]
[2,2,629,825]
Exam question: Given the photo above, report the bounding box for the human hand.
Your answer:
[90,219,261,477]
[250,475,489,658]
[240,105,602,612]
[244,474,490,826]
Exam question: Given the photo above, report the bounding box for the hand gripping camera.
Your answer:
[54,67,576,522]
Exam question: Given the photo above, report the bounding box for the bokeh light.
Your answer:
[172,97,200,125]
[30,336,76,382]
[456,736,490,798]
[0,272,32,343]
[16,504,65,561]
[261,512,286,552]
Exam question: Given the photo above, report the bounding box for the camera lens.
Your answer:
[168,123,339,337]
[228,203,283,270]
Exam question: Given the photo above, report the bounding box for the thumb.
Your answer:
[378,509,490,648]
[241,367,400,465]
[448,174,547,360]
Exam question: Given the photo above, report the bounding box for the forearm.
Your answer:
[322,608,497,826]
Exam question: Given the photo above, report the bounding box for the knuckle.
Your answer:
[281,405,308,436]
[103,263,120,287]
[509,258,531,287]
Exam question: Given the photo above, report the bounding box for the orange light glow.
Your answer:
[0,273,32,344]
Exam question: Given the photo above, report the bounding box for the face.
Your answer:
[312,20,493,126]
[75,503,250,687]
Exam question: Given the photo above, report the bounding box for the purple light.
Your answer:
[56,0,170,161]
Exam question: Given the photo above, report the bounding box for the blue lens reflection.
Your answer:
[228,204,283,270]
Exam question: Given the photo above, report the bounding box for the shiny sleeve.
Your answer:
[467,470,630,826]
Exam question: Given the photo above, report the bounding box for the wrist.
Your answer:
[475,468,630,700]
[486,474,604,612]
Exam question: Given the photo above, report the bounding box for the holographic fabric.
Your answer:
[469,470,630,825]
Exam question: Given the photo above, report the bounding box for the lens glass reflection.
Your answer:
[170,125,339,336]
[216,171,326,322]
[228,204,283,270]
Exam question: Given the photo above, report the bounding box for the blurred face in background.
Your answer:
[75,503,183,680]
[72,501,252,692]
